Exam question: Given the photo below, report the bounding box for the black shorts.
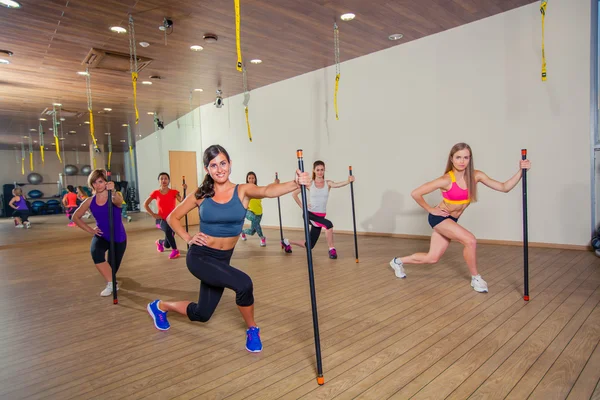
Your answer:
[428,213,458,228]
[12,210,29,221]
[90,236,127,272]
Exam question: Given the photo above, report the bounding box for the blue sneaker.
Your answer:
[147,300,170,331]
[246,326,263,352]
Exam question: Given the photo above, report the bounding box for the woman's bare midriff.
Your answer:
[204,236,239,251]
[438,201,469,219]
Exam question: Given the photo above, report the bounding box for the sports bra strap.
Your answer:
[447,170,456,182]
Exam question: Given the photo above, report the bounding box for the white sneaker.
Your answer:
[24,222,31,229]
[471,275,488,293]
[15,224,24,228]
[389,258,406,278]
[100,282,119,297]
[240,233,247,241]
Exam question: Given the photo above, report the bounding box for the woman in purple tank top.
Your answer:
[72,169,127,298]
[9,187,31,228]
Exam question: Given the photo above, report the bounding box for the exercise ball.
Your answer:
[81,165,92,175]
[65,165,78,176]
[592,236,600,250]
[31,200,45,214]
[27,172,43,185]
[28,190,43,199]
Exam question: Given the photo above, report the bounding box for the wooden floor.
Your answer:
[0,215,599,400]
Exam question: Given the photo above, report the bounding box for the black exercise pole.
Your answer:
[107,170,118,305]
[276,172,284,249]
[349,166,359,263]
[297,149,324,385]
[183,176,189,250]
[522,149,529,301]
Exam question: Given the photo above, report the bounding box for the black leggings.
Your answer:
[304,212,334,249]
[158,219,177,250]
[185,245,254,322]
[90,236,127,273]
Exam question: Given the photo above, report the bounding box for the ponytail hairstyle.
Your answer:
[195,144,231,199]
[312,160,325,181]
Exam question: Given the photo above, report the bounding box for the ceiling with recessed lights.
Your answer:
[0,0,535,151]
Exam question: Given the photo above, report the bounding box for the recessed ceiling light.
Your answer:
[39,118,46,121]
[53,103,62,106]
[203,34,218,43]
[142,81,152,85]
[139,41,150,47]
[59,117,65,121]
[0,59,10,65]
[250,59,262,64]
[138,134,142,137]
[69,130,76,133]
[51,142,55,145]
[103,108,112,111]
[77,71,89,76]
[388,33,404,41]
[194,88,203,92]
[147,112,154,115]
[340,13,355,21]
[29,128,36,132]
[82,144,87,146]
[33,140,37,143]
[0,0,21,9]
[190,45,204,51]
[59,137,65,141]
[122,123,129,127]
[23,135,28,138]
[120,139,126,143]
[104,132,111,136]
[45,147,48,150]
[84,121,90,124]
[49,128,53,131]
[110,26,127,34]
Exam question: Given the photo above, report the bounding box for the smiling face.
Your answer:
[158,174,170,188]
[312,161,325,180]
[205,152,231,184]
[246,173,256,184]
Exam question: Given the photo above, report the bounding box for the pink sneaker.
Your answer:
[156,240,164,253]
[240,233,247,241]
[68,221,76,227]
[169,249,180,259]
[260,237,266,247]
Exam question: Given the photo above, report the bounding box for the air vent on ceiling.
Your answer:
[82,48,153,73]
[41,107,85,118]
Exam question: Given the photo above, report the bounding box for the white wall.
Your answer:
[136,110,203,212]
[136,0,592,246]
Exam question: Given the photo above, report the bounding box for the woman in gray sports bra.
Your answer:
[146,145,310,353]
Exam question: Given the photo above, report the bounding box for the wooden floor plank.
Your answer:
[0,215,598,400]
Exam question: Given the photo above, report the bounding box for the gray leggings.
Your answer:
[242,210,264,238]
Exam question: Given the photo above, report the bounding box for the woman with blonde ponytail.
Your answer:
[389,143,531,293]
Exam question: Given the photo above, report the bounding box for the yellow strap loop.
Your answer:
[245,107,252,142]
[29,152,33,171]
[40,145,44,164]
[334,74,340,120]
[129,146,134,168]
[540,1,547,81]
[54,135,62,163]
[21,157,24,175]
[132,72,139,124]
[234,0,243,71]
[108,151,112,170]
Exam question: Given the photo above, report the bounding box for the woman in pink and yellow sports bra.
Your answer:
[389,142,531,293]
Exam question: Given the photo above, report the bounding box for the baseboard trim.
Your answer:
[260,225,590,251]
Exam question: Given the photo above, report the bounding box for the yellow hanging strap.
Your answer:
[20,143,25,175]
[107,134,112,170]
[540,0,547,81]
[242,66,252,142]
[85,67,99,161]
[132,72,139,123]
[127,124,135,168]
[28,135,33,171]
[334,22,340,120]
[234,0,243,71]
[52,105,62,163]
[39,122,44,164]
[129,15,140,124]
